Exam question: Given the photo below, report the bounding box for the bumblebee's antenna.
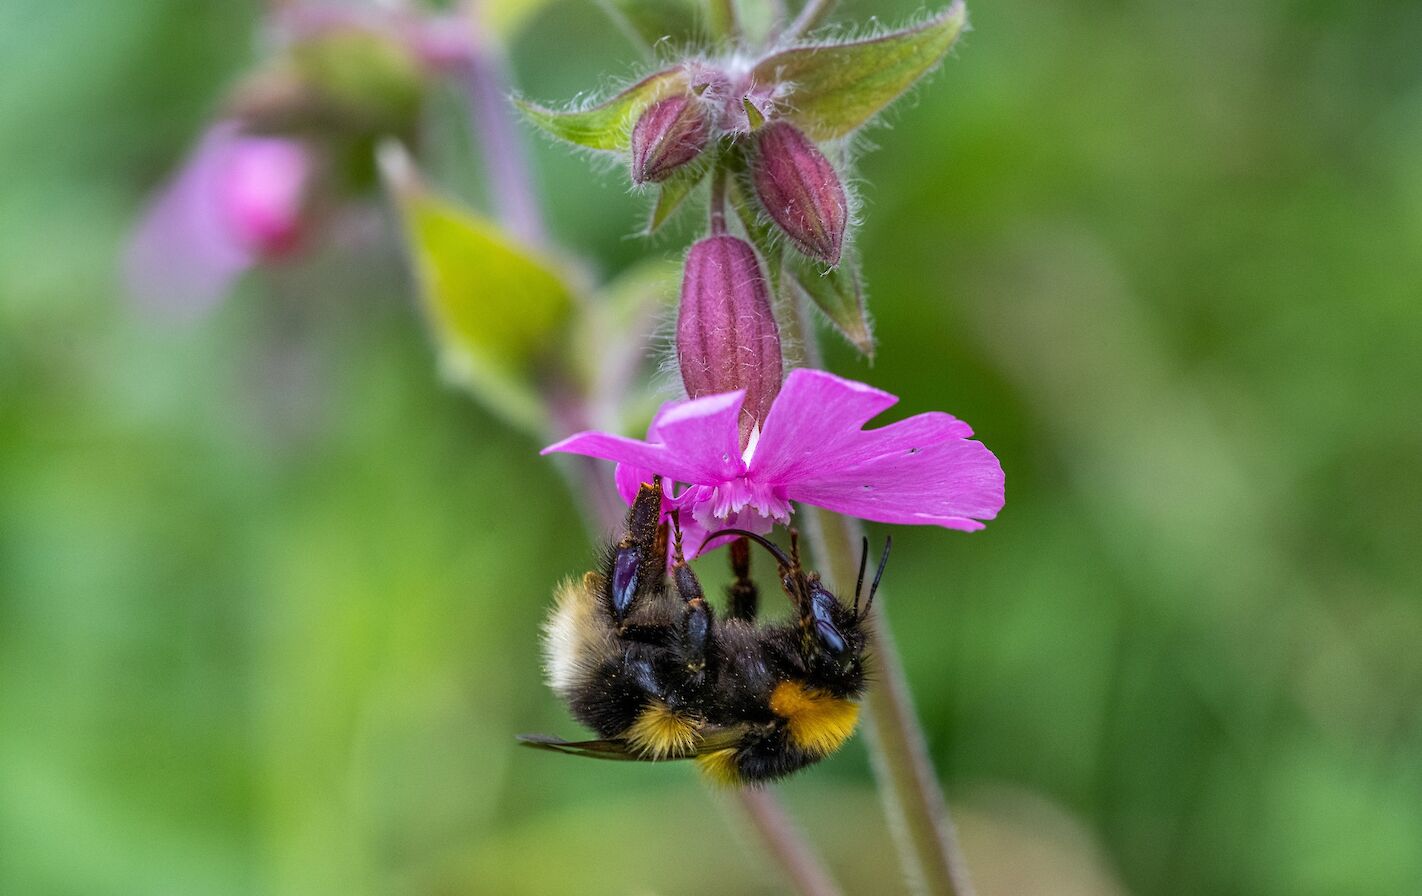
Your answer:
[853,535,870,617]
[862,536,892,618]
[700,528,794,570]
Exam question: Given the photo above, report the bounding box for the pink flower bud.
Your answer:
[219,135,312,259]
[751,121,847,266]
[630,95,711,185]
[124,121,314,315]
[677,236,784,448]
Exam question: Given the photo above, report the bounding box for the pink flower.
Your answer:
[543,369,1005,559]
[124,121,312,315]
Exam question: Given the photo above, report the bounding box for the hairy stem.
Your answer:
[782,0,837,42]
[786,287,975,896]
[461,4,547,246]
[737,790,844,896]
[709,166,729,236]
[707,0,740,42]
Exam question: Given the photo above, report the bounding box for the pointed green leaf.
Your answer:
[598,0,703,50]
[645,164,707,233]
[751,2,967,140]
[788,254,874,356]
[383,149,574,431]
[516,68,688,151]
[742,96,766,131]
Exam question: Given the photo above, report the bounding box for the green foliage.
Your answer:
[753,2,967,140]
[645,162,706,233]
[289,30,427,134]
[516,68,688,152]
[788,253,873,355]
[387,159,574,433]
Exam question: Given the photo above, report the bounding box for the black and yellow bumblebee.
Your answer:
[520,477,889,785]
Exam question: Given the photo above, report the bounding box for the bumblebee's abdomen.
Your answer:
[769,681,860,757]
[566,656,655,740]
[697,681,861,785]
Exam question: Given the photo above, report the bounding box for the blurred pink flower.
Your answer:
[544,369,1005,559]
[124,121,312,314]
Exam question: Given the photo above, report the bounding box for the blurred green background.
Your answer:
[3,1,1421,894]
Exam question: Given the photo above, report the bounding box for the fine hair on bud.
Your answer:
[630,94,712,185]
[751,121,849,266]
[677,235,784,449]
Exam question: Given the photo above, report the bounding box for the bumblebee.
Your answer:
[521,477,889,785]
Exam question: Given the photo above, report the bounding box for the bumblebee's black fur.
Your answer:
[536,478,884,784]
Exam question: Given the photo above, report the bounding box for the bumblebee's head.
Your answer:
[802,575,867,693]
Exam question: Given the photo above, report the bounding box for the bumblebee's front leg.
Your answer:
[603,477,668,625]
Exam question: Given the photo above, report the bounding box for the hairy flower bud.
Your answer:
[630,95,711,185]
[677,236,783,447]
[751,121,847,265]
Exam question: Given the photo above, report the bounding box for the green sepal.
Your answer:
[751,1,967,140]
[516,68,688,152]
[381,146,574,433]
[645,163,707,234]
[787,253,875,357]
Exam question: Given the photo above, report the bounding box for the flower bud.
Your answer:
[630,95,712,185]
[751,121,847,266]
[219,134,313,258]
[677,236,784,448]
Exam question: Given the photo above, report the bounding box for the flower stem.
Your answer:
[737,789,844,896]
[782,0,837,42]
[460,3,547,246]
[709,167,729,236]
[707,0,740,42]
[786,285,975,896]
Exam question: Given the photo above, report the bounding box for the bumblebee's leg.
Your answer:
[666,518,713,673]
[725,536,759,622]
[604,477,668,624]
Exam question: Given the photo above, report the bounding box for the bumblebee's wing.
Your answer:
[516,734,645,761]
[517,728,745,762]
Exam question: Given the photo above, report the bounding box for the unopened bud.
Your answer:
[751,121,847,266]
[677,236,784,448]
[220,134,313,259]
[631,95,712,185]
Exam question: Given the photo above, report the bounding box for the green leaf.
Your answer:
[598,0,703,50]
[516,68,688,151]
[788,254,875,356]
[382,148,575,432]
[645,164,707,233]
[751,2,967,140]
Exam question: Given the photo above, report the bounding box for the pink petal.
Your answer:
[543,391,747,486]
[753,369,969,481]
[754,369,1004,529]
[123,122,256,315]
[786,437,1004,530]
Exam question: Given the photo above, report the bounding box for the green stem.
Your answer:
[707,0,740,42]
[786,284,975,896]
[709,167,729,235]
[782,0,836,42]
